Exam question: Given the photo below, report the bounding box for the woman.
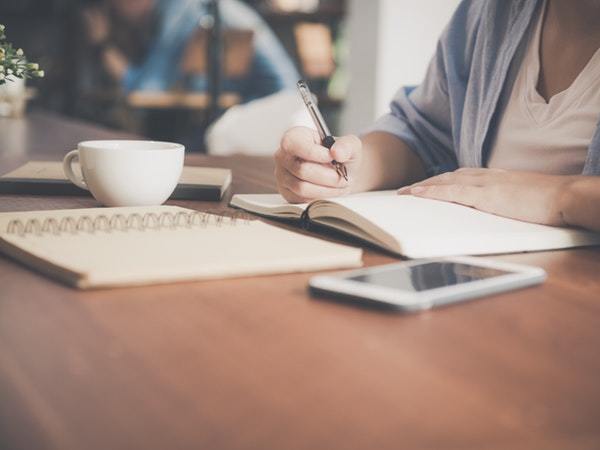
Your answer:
[274,0,600,232]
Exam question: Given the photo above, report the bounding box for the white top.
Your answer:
[487,4,600,175]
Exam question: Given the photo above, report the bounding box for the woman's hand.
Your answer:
[397,168,577,226]
[274,127,363,203]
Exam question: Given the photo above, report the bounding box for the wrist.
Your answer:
[556,176,582,227]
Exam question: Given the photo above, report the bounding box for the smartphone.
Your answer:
[309,256,546,312]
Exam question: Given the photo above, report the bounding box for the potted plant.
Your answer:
[0,24,44,117]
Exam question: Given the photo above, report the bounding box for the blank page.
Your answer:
[326,192,600,257]
[230,194,307,218]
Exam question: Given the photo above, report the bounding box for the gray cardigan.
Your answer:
[369,0,600,176]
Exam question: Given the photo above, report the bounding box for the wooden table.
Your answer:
[1,111,599,450]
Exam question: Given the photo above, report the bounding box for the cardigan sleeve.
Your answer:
[366,0,483,177]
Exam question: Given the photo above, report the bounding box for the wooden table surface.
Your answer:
[1,111,599,450]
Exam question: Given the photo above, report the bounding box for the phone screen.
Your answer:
[348,262,513,292]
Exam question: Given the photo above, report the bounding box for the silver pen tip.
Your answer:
[297,80,314,105]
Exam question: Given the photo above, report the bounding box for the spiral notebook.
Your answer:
[0,206,362,289]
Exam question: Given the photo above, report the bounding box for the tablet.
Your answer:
[309,256,546,312]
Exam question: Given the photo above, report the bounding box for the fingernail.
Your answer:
[410,186,426,194]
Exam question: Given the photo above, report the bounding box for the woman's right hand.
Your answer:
[274,127,363,203]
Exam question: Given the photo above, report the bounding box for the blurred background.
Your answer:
[0,0,458,154]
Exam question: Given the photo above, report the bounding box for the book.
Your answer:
[230,191,600,258]
[0,161,232,201]
[0,206,362,289]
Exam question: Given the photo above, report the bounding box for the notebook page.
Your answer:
[230,194,307,218]
[0,206,362,288]
[324,192,600,257]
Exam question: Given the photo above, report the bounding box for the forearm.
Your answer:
[560,176,600,232]
[352,131,427,193]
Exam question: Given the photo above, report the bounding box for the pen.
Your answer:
[296,80,348,181]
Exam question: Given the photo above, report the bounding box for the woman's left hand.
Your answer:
[397,168,576,226]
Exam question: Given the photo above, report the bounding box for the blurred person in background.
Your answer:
[80,0,298,103]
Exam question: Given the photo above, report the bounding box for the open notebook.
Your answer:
[230,191,600,258]
[0,206,362,289]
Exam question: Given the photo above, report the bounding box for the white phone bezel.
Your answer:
[309,256,546,311]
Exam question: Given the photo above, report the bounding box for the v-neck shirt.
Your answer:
[487,1,600,174]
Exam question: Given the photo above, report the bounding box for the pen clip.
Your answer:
[297,80,332,141]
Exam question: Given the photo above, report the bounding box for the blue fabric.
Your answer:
[368,0,600,176]
[123,0,299,102]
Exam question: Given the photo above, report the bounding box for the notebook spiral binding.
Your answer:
[6,210,251,237]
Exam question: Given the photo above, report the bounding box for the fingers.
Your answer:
[276,150,347,189]
[275,128,360,202]
[397,168,506,195]
[409,184,484,209]
[396,168,505,211]
[280,127,332,164]
[279,186,309,204]
[275,166,349,203]
[397,172,476,194]
[455,167,506,174]
[330,135,361,163]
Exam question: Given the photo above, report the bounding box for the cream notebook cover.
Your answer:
[230,191,600,258]
[0,206,362,289]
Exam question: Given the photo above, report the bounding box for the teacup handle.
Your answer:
[62,150,88,190]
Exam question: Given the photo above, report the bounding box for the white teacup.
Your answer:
[63,140,184,207]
